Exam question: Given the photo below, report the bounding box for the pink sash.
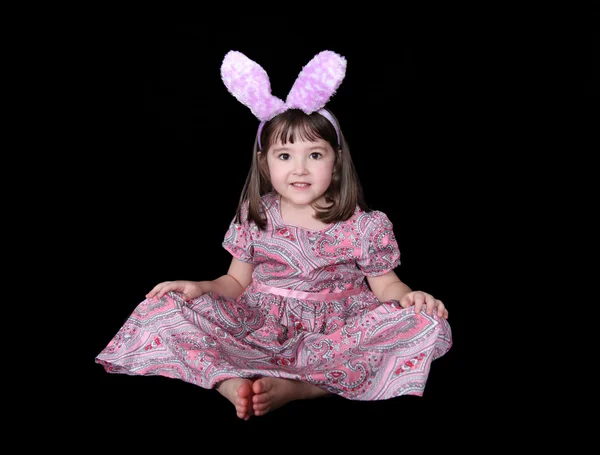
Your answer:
[252,282,363,302]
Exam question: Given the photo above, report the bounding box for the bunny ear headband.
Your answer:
[220,50,347,149]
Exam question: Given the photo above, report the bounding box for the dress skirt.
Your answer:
[96,282,452,400]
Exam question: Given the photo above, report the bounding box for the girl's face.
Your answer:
[262,138,336,209]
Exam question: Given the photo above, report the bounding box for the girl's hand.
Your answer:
[399,291,448,319]
[146,280,204,301]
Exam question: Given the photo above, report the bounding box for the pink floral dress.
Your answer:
[96,192,452,400]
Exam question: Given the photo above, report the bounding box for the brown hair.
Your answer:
[234,108,370,230]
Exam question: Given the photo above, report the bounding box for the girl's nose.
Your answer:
[293,159,309,175]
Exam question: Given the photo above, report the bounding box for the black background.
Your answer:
[60,16,596,449]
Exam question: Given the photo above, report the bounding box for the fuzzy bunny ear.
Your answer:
[220,51,287,121]
[285,50,347,115]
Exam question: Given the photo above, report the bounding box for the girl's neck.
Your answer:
[279,196,330,231]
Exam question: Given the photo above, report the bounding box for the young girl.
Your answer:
[96,50,452,420]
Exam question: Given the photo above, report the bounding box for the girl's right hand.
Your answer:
[146,280,204,301]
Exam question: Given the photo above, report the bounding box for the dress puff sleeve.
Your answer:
[222,201,255,263]
[356,211,401,276]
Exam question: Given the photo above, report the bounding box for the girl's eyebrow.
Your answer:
[271,146,326,153]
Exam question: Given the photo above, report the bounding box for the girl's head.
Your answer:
[220,50,366,228]
[238,108,369,229]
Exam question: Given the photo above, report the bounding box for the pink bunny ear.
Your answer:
[220,51,287,121]
[285,50,347,115]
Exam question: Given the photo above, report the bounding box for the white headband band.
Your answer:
[256,108,341,150]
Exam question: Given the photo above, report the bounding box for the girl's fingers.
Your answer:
[398,293,447,319]
[400,295,412,308]
[156,283,177,299]
[396,292,448,319]
[146,281,173,298]
[414,293,425,313]
[435,301,448,319]
[422,295,434,315]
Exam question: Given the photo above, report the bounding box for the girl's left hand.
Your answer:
[399,291,449,319]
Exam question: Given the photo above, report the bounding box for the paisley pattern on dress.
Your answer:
[96,193,452,400]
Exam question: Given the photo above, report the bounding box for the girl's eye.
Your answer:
[310,152,322,159]
[278,153,290,160]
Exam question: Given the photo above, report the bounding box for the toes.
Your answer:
[253,393,267,404]
[252,379,263,394]
[252,378,272,394]
[253,402,269,413]
[253,404,270,416]
[238,380,252,399]
[236,403,251,420]
[237,411,250,420]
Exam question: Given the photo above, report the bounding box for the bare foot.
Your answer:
[251,377,329,416]
[216,378,254,420]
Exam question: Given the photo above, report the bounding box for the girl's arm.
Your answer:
[146,258,254,301]
[366,271,412,302]
[366,271,448,319]
[199,257,254,299]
